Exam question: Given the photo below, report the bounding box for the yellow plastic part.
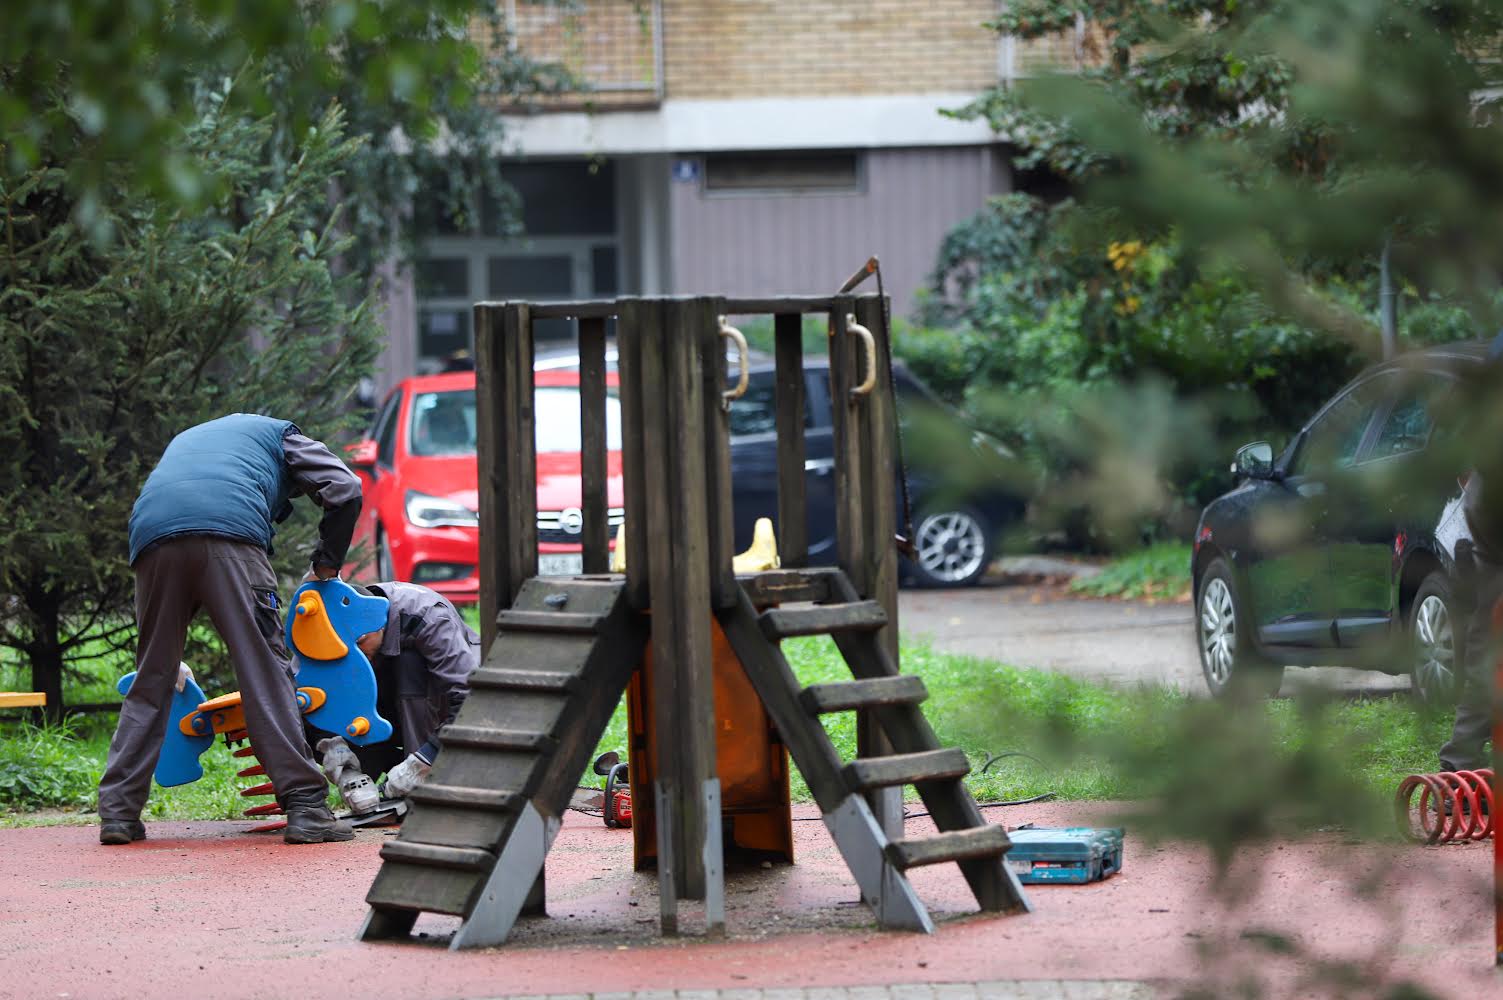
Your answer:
[290,590,349,661]
[180,690,248,737]
[346,716,370,738]
[0,692,46,708]
[610,518,780,574]
[732,517,780,573]
[296,686,327,713]
[610,523,627,573]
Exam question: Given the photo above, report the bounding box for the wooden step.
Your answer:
[379,840,495,872]
[497,609,606,634]
[842,748,970,790]
[886,825,1011,870]
[406,783,526,812]
[439,725,558,753]
[468,667,582,694]
[759,601,887,639]
[800,675,928,714]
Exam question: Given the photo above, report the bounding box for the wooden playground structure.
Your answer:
[358,293,1032,948]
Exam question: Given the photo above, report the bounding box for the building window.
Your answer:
[703,152,862,194]
[411,159,620,369]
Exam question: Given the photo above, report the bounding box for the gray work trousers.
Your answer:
[98,537,326,820]
[1438,553,1503,773]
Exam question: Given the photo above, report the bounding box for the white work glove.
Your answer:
[174,662,194,694]
[382,753,432,799]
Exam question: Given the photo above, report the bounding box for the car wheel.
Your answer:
[909,507,993,588]
[1197,558,1284,698]
[1408,572,1460,705]
[376,526,396,582]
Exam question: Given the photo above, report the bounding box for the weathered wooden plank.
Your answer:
[722,295,838,314]
[773,312,809,568]
[841,748,971,790]
[616,298,653,609]
[702,297,737,609]
[467,667,581,694]
[886,826,1011,870]
[759,601,887,639]
[799,675,928,715]
[827,300,865,594]
[366,862,479,916]
[655,297,721,905]
[379,840,495,872]
[524,299,620,320]
[496,610,606,634]
[405,783,527,811]
[485,304,537,630]
[736,568,837,607]
[437,725,558,753]
[474,303,503,653]
[579,315,610,574]
[847,294,902,840]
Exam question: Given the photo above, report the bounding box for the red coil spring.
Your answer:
[1394,769,1494,843]
[229,733,286,833]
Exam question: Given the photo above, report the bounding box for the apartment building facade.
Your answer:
[376,1,1075,390]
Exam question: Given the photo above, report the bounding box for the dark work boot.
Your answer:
[280,787,355,845]
[99,819,146,845]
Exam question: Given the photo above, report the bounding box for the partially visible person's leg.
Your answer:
[391,649,438,760]
[198,540,349,842]
[98,541,201,840]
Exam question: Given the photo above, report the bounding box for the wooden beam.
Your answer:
[702,297,737,609]
[616,298,654,610]
[773,312,808,568]
[578,315,610,575]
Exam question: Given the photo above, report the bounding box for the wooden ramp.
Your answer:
[719,568,1032,932]
[360,575,647,950]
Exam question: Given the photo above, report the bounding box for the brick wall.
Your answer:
[660,0,1001,99]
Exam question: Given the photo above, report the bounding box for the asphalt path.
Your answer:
[897,577,1411,697]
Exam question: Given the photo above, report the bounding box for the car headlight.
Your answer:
[405,491,479,529]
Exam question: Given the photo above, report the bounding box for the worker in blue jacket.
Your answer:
[98,414,362,845]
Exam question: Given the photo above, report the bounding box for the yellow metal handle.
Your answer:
[846,314,877,399]
[719,316,750,410]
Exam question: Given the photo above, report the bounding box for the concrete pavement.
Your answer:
[897,578,1410,697]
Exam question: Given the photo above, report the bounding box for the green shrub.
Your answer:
[0,720,101,810]
[1071,542,1192,600]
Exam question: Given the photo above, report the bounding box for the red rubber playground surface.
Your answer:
[0,802,1495,1000]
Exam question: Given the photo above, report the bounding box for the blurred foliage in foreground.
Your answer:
[1070,542,1192,601]
[898,0,1503,553]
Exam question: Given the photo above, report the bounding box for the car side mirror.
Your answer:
[1233,441,1276,480]
[347,439,378,472]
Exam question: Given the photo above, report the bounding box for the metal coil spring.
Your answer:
[230,734,286,833]
[1394,769,1494,843]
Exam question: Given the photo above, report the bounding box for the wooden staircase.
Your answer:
[360,576,647,950]
[718,568,1032,931]
[358,568,1027,948]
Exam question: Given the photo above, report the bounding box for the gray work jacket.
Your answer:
[368,581,480,761]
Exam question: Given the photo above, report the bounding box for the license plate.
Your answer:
[537,553,584,577]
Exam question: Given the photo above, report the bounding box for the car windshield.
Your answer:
[408,387,622,457]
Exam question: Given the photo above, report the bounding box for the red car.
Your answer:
[347,368,624,603]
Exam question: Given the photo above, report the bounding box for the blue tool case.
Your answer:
[1004,826,1124,884]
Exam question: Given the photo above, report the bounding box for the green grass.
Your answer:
[4,631,1451,839]
[1070,541,1193,601]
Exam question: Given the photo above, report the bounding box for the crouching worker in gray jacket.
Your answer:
[308,581,480,814]
[99,414,362,846]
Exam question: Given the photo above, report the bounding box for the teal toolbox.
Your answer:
[1003,827,1124,884]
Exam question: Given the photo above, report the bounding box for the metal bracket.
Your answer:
[822,793,933,933]
[448,801,560,950]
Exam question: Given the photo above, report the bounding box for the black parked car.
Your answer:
[1191,341,1486,700]
[728,358,1026,588]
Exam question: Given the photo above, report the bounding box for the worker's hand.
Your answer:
[303,564,340,583]
[174,662,194,694]
[382,753,431,799]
